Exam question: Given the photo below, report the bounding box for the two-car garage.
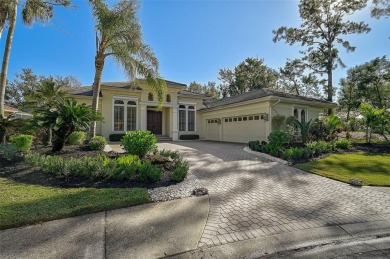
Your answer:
[205,114,267,143]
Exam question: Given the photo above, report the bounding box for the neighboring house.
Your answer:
[70,81,336,143]
[4,105,33,119]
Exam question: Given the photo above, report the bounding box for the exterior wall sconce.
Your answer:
[262,113,269,121]
[217,118,221,124]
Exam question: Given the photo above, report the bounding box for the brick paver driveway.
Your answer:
[158,141,390,248]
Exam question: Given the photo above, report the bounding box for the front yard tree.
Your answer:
[360,103,386,143]
[371,0,390,18]
[278,59,322,98]
[219,57,278,97]
[89,0,165,138]
[273,0,371,114]
[36,98,102,152]
[0,0,71,118]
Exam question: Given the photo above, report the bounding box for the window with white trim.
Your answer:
[179,104,196,131]
[113,99,137,131]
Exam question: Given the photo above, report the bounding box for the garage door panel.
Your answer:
[222,115,266,143]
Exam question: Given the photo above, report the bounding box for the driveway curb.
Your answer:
[168,219,390,258]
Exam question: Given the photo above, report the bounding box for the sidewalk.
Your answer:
[0,196,209,259]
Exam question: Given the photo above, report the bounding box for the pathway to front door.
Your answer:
[147,110,162,135]
[157,141,390,248]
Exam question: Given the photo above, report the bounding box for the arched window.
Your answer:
[148,92,154,101]
[178,105,196,131]
[166,94,171,103]
[293,108,298,119]
[301,109,306,123]
[113,98,137,131]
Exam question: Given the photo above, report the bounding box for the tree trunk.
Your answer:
[0,0,17,118]
[52,138,65,153]
[89,53,105,139]
[48,128,53,145]
[326,69,333,115]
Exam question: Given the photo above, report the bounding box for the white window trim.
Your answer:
[178,105,196,132]
[112,96,139,132]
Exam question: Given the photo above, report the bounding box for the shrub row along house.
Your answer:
[70,80,336,142]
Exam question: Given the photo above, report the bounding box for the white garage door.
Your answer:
[206,119,220,141]
[222,114,266,143]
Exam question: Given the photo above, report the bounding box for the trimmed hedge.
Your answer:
[179,134,199,140]
[109,133,126,142]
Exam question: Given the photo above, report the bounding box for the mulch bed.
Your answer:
[0,145,178,189]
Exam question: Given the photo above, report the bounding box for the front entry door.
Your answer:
[147,110,162,135]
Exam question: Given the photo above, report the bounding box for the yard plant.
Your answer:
[121,130,157,158]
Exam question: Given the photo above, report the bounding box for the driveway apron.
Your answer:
[158,141,390,248]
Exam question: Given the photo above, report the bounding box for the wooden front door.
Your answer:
[147,110,162,135]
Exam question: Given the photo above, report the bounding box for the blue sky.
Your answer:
[1,0,389,94]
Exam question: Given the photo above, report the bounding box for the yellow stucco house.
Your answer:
[70,80,336,142]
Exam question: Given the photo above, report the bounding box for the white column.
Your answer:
[140,103,147,130]
[171,107,179,141]
[298,109,302,122]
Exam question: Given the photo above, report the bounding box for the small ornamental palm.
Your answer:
[0,114,25,143]
[286,116,313,143]
[36,98,102,152]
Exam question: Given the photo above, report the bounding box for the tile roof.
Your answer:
[4,105,19,112]
[200,88,336,110]
[178,90,211,99]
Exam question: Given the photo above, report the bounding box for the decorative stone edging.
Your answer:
[243,146,289,165]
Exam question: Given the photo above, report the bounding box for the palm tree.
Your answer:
[0,113,25,143]
[286,116,313,143]
[0,0,70,118]
[360,103,385,143]
[36,98,102,152]
[88,0,166,138]
[25,80,67,144]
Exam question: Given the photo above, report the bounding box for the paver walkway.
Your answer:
[158,141,390,248]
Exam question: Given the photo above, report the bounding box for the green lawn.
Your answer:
[0,177,149,230]
[296,152,390,186]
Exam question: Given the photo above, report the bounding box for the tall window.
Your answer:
[301,110,306,123]
[166,94,171,102]
[179,104,196,131]
[113,99,137,131]
[188,106,195,131]
[179,105,186,131]
[148,92,154,101]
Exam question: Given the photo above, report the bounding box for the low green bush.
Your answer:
[336,139,351,150]
[89,136,107,151]
[68,131,86,145]
[10,134,33,152]
[306,141,334,156]
[179,134,199,140]
[268,130,289,149]
[248,141,261,152]
[25,153,43,166]
[171,159,189,182]
[139,162,162,182]
[41,155,65,176]
[112,155,141,180]
[0,143,18,161]
[283,147,310,161]
[121,130,157,158]
[158,149,181,160]
[109,133,126,142]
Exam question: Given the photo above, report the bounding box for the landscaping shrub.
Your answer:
[68,131,86,145]
[25,153,43,166]
[179,134,199,140]
[171,159,189,182]
[10,134,33,152]
[139,162,162,182]
[41,155,65,176]
[0,143,18,161]
[89,136,107,151]
[248,141,261,152]
[112,155,141,180]
[121,130,157,158]
[109,133,126,142]
[283,147,309,161]
[261,143,272,154]
[306,141,333,156]
[158,149,181,160]
[268,130,289,149]
[336,139,351,150]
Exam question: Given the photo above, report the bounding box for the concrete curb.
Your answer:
[168,220,390,258]
[243,146,288,165]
